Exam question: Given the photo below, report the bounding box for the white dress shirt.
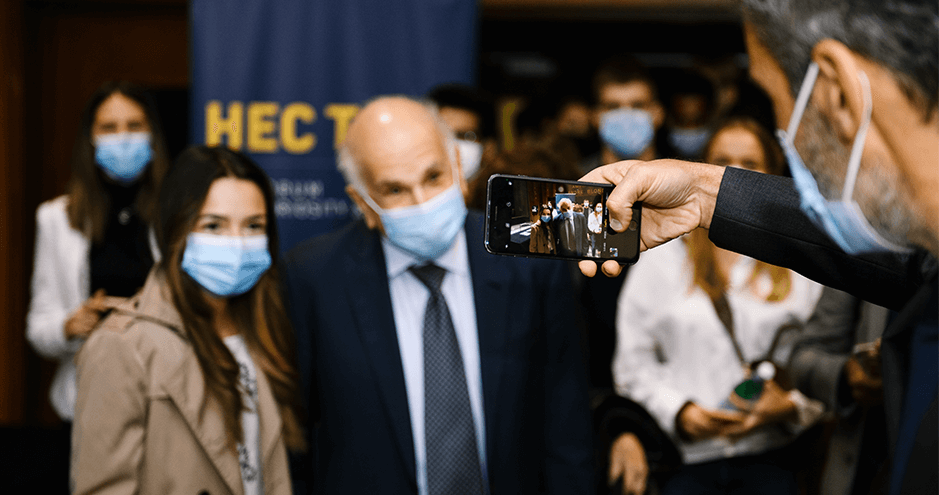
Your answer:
[613,239,824,464]
[382,230,488,495]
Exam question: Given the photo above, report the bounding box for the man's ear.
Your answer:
[811,39,867,145]
[345,184,381,231]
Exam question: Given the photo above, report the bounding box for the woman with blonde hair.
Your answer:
[608,116,825,495]
[72,146,304,494]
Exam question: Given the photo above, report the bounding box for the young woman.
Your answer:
[71,146,304,495]
[609,117,825,495]
[26,81,170,423]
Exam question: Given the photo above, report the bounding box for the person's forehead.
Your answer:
[713,127,762,152]
[357,124,448,184]
[96,93,146,121]
[200,178,265,215]
[599,81,655,105]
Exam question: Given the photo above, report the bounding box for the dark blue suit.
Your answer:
[283,212,594,494]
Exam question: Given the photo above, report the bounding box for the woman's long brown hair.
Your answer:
[65,81,171,243]
[686,116,792,303]
[157,145,305,452]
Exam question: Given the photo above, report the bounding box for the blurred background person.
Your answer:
[24,80,170,490]
[71,146,305,494]
[583,55,666,174]
[660,69,717,161]
[609,116,826,495]
[788,287,891,495]
[555,95,601,161]
[427,83,497,182]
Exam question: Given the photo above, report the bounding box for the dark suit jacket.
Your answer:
[710,167,937,495]
[555,212,589,256]
[283,212,594,494]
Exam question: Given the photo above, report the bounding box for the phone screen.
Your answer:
[485,174,640,263]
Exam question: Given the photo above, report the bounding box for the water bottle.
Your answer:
[720,361,776,412]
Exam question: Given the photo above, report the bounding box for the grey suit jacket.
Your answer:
[788,273,891,495]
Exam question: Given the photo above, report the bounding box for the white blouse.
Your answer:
[223,334,263,495]
[613,238,824,464]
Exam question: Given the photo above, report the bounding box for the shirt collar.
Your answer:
[382,228,469,280]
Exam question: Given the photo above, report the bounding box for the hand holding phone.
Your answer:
[485,174,641,264]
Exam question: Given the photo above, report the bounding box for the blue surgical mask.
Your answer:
[668,127,711,158]
[361,180,468,261]
[540,215,551,224]
[94,132,153,184]
[599,108,655,159]
[779,62,910,255]
[181,233,272,297]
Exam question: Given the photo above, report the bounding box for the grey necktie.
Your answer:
[409,263,485,495]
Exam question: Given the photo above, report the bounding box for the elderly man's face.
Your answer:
[356,118,456,211]
[344,98,465,232]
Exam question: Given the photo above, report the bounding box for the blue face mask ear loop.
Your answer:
[783,62,821,147]
[841,70,873,204]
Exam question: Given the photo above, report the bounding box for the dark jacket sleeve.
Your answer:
[709,167,930,311]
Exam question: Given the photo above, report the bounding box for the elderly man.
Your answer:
[283,96,593,494]
[554,198,589,257]
[582,2,937,494]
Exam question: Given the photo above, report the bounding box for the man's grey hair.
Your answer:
[336,96,458,194]
[741,0,938,121]
[558,198,572,210]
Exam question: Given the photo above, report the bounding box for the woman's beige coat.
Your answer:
[71,271,292,495]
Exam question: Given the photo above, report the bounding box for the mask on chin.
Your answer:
[780,62,910,255]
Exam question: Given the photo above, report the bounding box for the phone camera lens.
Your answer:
[507,181,512,186]
[506,202,511,207]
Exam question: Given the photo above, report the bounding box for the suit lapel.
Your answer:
[464,214,512,463]
[344,223,417,483]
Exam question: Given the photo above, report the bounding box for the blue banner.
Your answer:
[190,0,477,252]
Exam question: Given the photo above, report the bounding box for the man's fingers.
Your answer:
[625,469,647,495]
[601,260,624,277]
[579,260,598,278]
[580,161,639,233]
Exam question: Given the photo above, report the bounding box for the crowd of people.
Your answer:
[23,0,937,494]
[527,198,608,258]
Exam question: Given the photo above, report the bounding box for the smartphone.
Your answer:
[485,174,641,264]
